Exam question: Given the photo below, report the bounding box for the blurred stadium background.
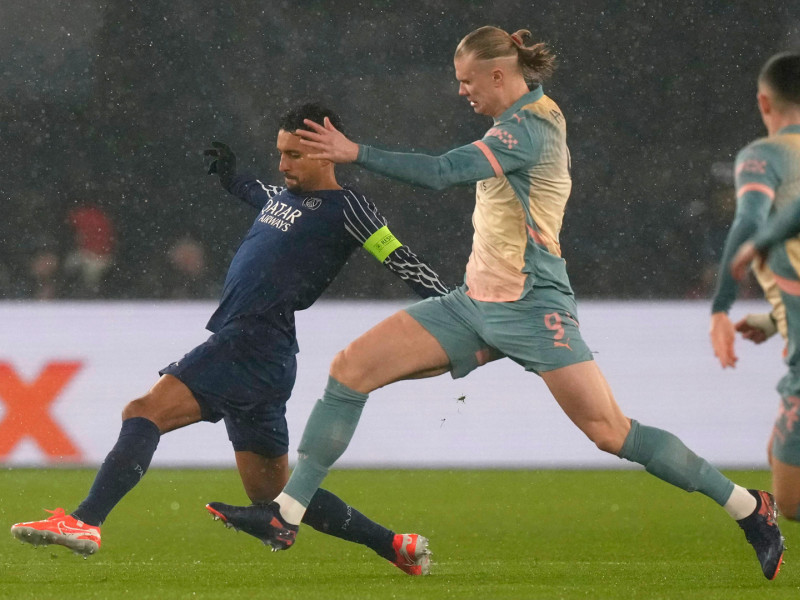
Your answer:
[4,5,800,595]
[0,2,799,472]
[1,1,798,302]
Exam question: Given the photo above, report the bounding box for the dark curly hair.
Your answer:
[278,102,345,134]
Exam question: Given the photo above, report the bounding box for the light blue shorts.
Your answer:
[772,372,800,466]
[404,285,593,379]
[771,286,800,465]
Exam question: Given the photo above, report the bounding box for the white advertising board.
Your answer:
[0,299,785,469]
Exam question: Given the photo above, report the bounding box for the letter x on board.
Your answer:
[0,361,83,461]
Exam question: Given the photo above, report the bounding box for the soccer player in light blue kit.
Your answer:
[713,52,800,526]
[211,27,786,579]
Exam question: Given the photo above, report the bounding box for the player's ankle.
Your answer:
[274,494,305,525]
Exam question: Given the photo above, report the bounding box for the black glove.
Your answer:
[204,141,236,189]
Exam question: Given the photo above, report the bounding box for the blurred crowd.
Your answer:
[1,1,797,301]
[5,199,219,300]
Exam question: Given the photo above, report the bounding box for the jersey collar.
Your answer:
[778,124,800,135]
[495,86,545,124]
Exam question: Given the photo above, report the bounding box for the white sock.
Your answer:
[274,492,306,525]
[723,485,757,520]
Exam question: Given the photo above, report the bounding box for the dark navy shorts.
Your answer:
[160,324,298,458]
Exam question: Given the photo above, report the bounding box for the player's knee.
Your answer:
[329,347,362,387]
[121,389,169,423]
[328,349,348,379]
[121,396,153,421]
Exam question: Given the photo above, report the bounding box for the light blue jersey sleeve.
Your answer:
[753,197,800,252]
[711,143,778,313]
[356,142,496,190]
[354,115,542,191]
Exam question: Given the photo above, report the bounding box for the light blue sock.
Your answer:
[283,376,368,507]
[619,420,734,506]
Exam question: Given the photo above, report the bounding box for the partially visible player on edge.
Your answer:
[710,51,800,524]
[206,27,786,580]
[10,102,446,575]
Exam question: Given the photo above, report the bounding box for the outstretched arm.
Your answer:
[297,118,507,191]
[341,189,450,298]
[204,141,283,208]
[380,245,450,298]
[226,177,283,209]
[204,141,238,189]
[296,117,360,163]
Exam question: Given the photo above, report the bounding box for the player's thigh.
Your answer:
[540,360,630,454]
[235,450,290,504]
[123,374,202,433]
[480,292,626,451]
[771,456,800,521]
[160,326,297,421]
[331,309,451,393]
[403,288,504,379]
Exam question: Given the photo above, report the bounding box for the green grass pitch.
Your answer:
[1,468,798,599]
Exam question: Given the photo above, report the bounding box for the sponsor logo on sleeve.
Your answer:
[486,127,519,150]
[737,159,767,175]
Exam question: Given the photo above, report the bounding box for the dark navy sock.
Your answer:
[302,488,396,561]
[72,417,160,526]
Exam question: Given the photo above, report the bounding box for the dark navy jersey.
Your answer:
[206,174,449,346]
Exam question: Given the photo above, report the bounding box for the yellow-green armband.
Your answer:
[363,226,402,262]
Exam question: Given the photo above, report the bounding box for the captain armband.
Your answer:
[363,226,403,262]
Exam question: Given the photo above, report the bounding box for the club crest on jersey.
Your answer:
[303,197,323,210]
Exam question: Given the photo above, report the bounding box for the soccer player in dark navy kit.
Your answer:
[11,103,444,575]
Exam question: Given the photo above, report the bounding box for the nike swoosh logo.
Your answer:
[399,536,417,562]
[56,522,99,538]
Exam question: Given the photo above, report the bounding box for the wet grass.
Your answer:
[1,468,798,599]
